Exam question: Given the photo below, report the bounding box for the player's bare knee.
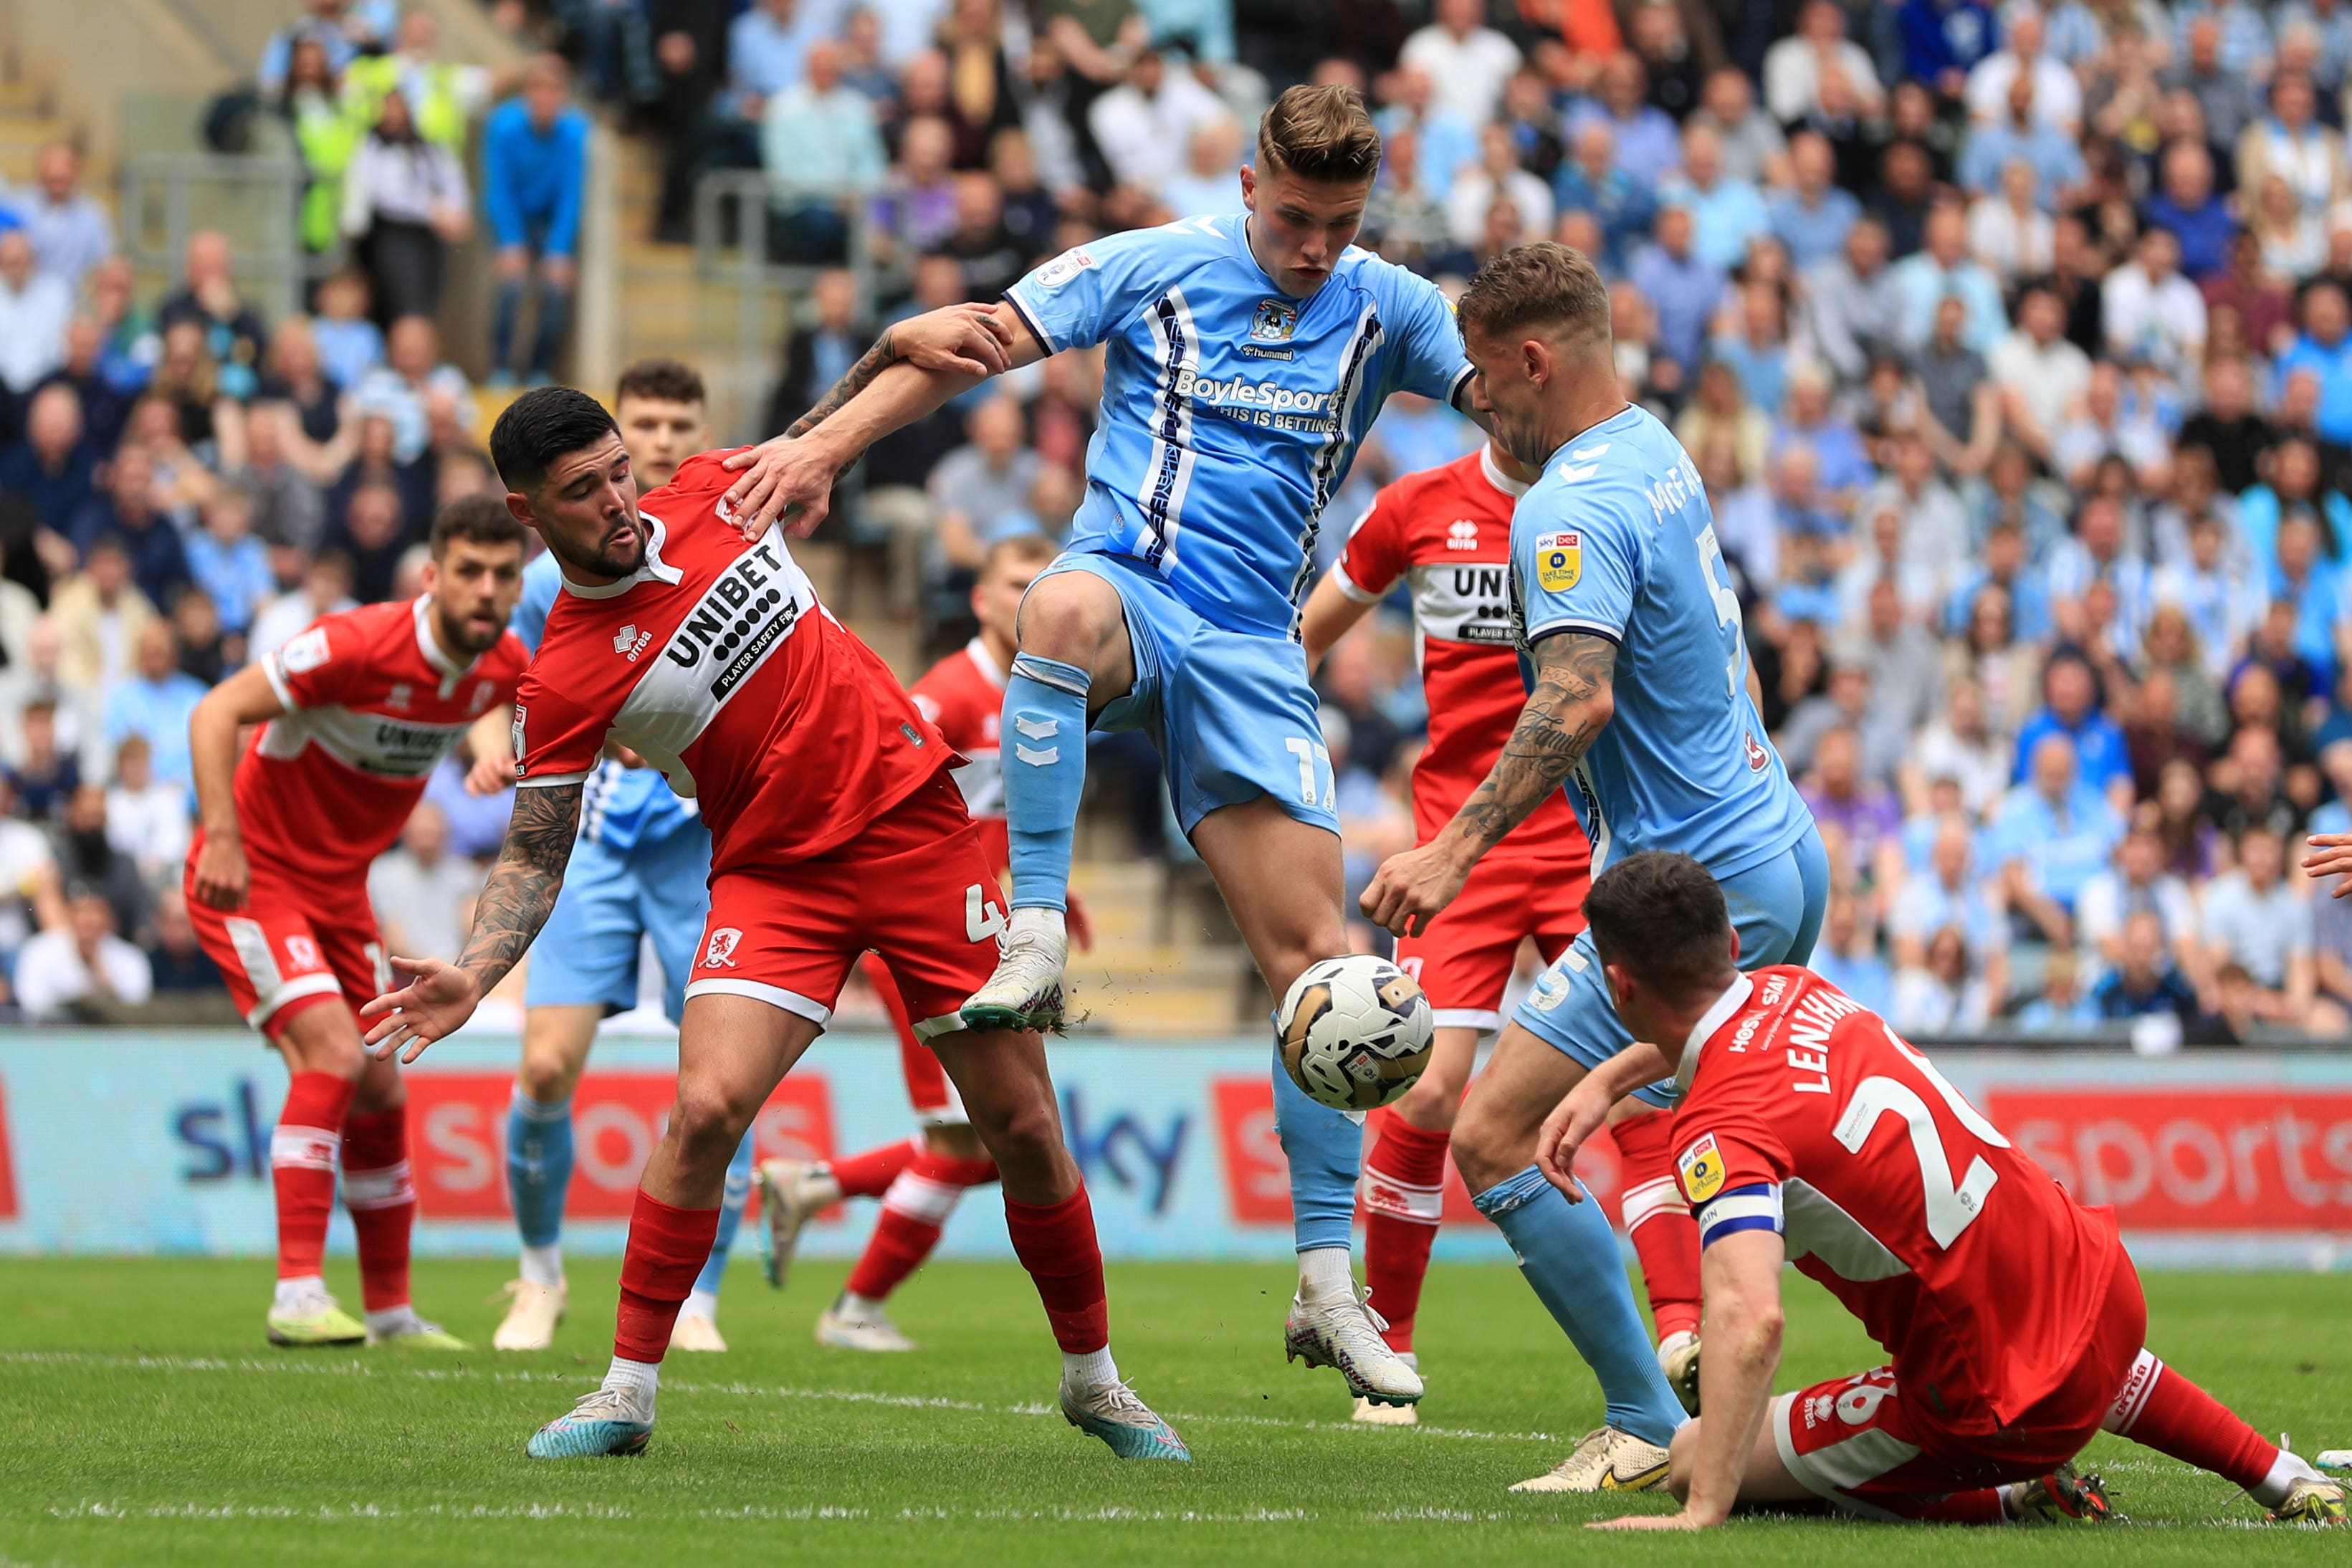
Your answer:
[517,1046,583,1104]
[667,1083,753,1168]
[925,1123,988,1162]
[1015,571,1122,670]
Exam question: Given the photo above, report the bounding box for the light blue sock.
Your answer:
[1272,1046,1361,1253]
[694,1130,755,1296]
[1471,1165,1687,1447]
[1003,654,1091,912]
[507,1087,573,1249]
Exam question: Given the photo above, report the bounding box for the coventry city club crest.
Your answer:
[1249,299,1299,343]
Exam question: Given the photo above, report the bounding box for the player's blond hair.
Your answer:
[1256,84,1382,186]
[1455,242,1615,353]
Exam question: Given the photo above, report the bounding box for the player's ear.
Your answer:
[502,490,537,531]
[1727,926,1741,967]
[1239,163,1257,207]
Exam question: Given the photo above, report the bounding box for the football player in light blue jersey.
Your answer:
[714,85,1491,1412]
[475,362,758,1355]
[1364,244,1830,1493]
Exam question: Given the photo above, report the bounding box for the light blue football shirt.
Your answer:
[1510,403,1815,879]
[1003,214,1473,639]
[513,551,699,852]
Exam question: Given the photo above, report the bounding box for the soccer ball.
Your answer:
[1277,955,1434,1112]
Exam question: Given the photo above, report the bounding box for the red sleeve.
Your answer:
[1334,483,1411,603]
[511,659,612,788]
[262,612,371,712]
[1673,1071,1797,1210]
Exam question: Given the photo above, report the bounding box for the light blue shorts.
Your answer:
[1038,551,1338,838]
[525,818,714,1024]
[1512,823,1832,1108]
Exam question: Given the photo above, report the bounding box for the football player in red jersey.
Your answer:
[363,389,1186,1461]
[755,534,1106,1351]
[1297,436,1701,1422]
[184,497,530,1349]
[1549,851,2347,1529]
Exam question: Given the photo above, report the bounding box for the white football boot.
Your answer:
[491,1278,567,1351]
[755,1157,836,1290]
[959,907,1069,1032]
[1060,1377,1191,1461]
[1286,1283,1424,1407]
[1658,1330,1702,1415]
[1511,1426,1673,1493]
[816,1296,917,1352]
[669,1311,727,1353]
[527,1385,654,1458]
[1352,1351,1421,1424]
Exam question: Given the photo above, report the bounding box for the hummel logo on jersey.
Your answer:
[1445,520,1479,550]
[702,927,742,969]
[614,623,654,661]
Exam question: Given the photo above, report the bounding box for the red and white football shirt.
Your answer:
[243,596,528,878]
[1334,446,1588,875]
[910,636,1008,874]
[511,451,952,874]
[1671,966,2123,1433]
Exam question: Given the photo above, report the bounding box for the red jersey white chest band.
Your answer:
[1334,446,1586,865]
[1673,966,2121,1429]
[911,637,1008,822]
[512,451,950,872]
[242,596,527,876]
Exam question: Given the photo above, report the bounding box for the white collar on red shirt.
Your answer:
[556,509,685,599]
[411,594,484,696]
[963,636,1009,689]
[1675,972,1756,1095]
[1478,443,1531,499]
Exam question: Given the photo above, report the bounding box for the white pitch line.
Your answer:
[0,1349,1559,1443]
[44,1500,1529,1526]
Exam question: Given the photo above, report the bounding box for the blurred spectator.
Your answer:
[142,884,221,994]
[1797,723,1902,881]
[102,732,189,886]
[0,383,92,543]
[481,57,588,387]
[1688,65,1787,189]
[69,447,188,612]
[1957,77,2084,205]
[342,90,474,322]
[1627,207,1721,380]
[155,232,265,403]
[309,272,386,393]
[0,769,59,960]
[1808,891,1893,1013]
[2078,823,2199,965]
[1567,52,1680,191]
[15,884,150,1020]
[185,486,273,639]
[0,231,69,409]
[1768,130,1858,272]
[355,318,474,467]
[342,7,492,152]
[1764,0,1885,123]
[2103,226,2208,375]
[1893,201,2006,353]
[1804,221,1903,386]
[1090,48,1228,201]
[762,39,887,262]
[1909,675,2010,818]
[1892,814,2007,967]
[1966,158,2054,280]
[2146,141,2234,283]
[1551,120,1656,269]
[2202,822,2339,1030]
[768,268,870,435]
[1161,116,1247,220]
[370,800,480,960]
[2163,16,2262,145]
[6,143,113,292]
[51,537,156,694]
[1964,8,2080,129]
[1890,924,1999,1032]
[1399,0,1521,128]
[1660,123,1764,273]
[251,550,356,659]
[326,478,414,604]
[100,622,203,789]
[1995,730,2127,945]
[2014,649,2131,794]
[7,699,78,822]
[2095,907,2206,1023]
[257,0,395,99]
[1448,123,1554,252]
[929,393,1042,576]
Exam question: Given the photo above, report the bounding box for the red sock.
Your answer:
[2106,1349,2280,1493]
[1611,1110,1703,1342]
[341,1105,416,1314]
[1360,1109,1450,1352]
[613,1188,722,1364]
[844,1152,999,1301]
[1003,1185,1109,1353]
[1917,1490,2006,1524]
[272,1071,355,1281]
[829,1137,922,1200]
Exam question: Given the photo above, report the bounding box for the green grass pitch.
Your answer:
[1,1257,2344,1565]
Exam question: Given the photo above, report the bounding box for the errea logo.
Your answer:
[1445,519,1479,550]
[614,623,653,661]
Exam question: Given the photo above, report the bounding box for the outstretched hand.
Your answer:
[891,301,1016,379]
[1534,1078,1613,1200]
[2304,833,2352,897]
[358,957,484,1063]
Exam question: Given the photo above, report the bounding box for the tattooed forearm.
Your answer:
[1452,632,1617,852]
[455,782,580,994]
[782,329,902,440]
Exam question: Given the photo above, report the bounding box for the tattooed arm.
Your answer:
[1359,632,1617,937]
[358,781,583,1061]
[719,301,1046,539]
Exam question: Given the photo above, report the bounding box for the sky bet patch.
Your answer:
[1533,530,1581,591]
[1677,1133,1725,1204]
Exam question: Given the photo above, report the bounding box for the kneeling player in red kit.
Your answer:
[1545,851,2346,1529]
[185,497,530,1348]
[363,388,1185,1461]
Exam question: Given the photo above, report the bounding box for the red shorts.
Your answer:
[1772,1253,2148,1518]
[1393,850,1584,1030]
[684,772,1006,1044]
[184,831,390,1037]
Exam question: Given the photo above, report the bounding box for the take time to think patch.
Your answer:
[1533,530,1580,591]
[1677,1133,1725,1204]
